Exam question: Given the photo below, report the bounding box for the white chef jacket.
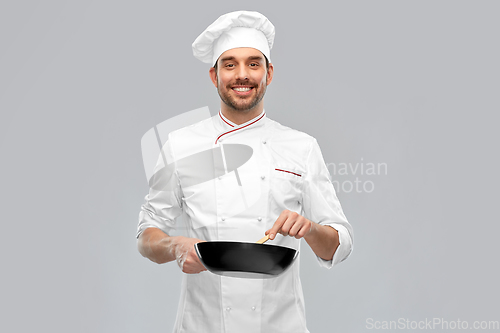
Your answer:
[138,110,353,333]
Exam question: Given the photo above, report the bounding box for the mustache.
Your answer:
[228,80,256,87]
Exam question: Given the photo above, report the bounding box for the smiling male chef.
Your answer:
[137,10,353,333]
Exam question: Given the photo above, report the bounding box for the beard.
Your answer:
[217,78,267,112]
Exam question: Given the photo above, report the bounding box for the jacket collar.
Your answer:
[215,110,267,144]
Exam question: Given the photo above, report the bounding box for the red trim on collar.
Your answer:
[219,112,234,127]
[215,112,266,144]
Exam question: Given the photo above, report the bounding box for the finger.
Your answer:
[193,261,207,273]
[183,258,206,274]
[191,251,206,269]
[287,219,304,237]
[280,219,292,236]
[265,229,284,236]
[293,224,309,239]
[280,211,301,236]
[298,220,314,238]
[295,225,307,239]
[268,210,289,240]
[269,211,288,240]
[191,246,207,270]
[288,215,310,238]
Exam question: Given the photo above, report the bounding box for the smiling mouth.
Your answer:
[232,87,253,92]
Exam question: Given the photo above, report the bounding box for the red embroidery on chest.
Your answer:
[275,169,302,177]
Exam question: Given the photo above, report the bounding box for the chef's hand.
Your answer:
[173,236,207,274]
[265,209,314,240]
[138,228,207,273]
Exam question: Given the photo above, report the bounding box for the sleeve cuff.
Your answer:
[315,224,353,269]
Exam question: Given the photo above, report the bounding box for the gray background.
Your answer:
[1,0,499,332]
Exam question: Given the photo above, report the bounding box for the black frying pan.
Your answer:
[195,241,298,279]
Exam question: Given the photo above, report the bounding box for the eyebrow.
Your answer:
[247,56,264,62]
[219,56,235,63]
[219,55,264,63]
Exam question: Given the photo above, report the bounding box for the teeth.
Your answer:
[233,87,251,92]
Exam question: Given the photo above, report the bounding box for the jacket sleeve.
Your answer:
[137,138,183,238]
[301,138,353,268]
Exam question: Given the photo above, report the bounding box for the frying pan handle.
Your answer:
[256,234,270,244]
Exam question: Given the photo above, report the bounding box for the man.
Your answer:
[137,11,353,333]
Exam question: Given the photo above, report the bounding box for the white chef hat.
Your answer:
[192,10,275,66]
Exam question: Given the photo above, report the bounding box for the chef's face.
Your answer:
[209,47,273,112]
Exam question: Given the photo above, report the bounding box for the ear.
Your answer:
[209,67,218,88]
[266,63,274,86]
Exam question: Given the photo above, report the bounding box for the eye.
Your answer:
[225,63,235,68]
[249,63,259,67]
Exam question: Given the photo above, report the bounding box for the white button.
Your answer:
[257,217,262,221]
[221,217,225,221]
[251,306,256,311]
[261,175,265,180]
[218,177,221,180]
[262,140,267,144]
[226,307,231,311]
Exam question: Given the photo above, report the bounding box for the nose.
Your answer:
[235,65,249,81]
